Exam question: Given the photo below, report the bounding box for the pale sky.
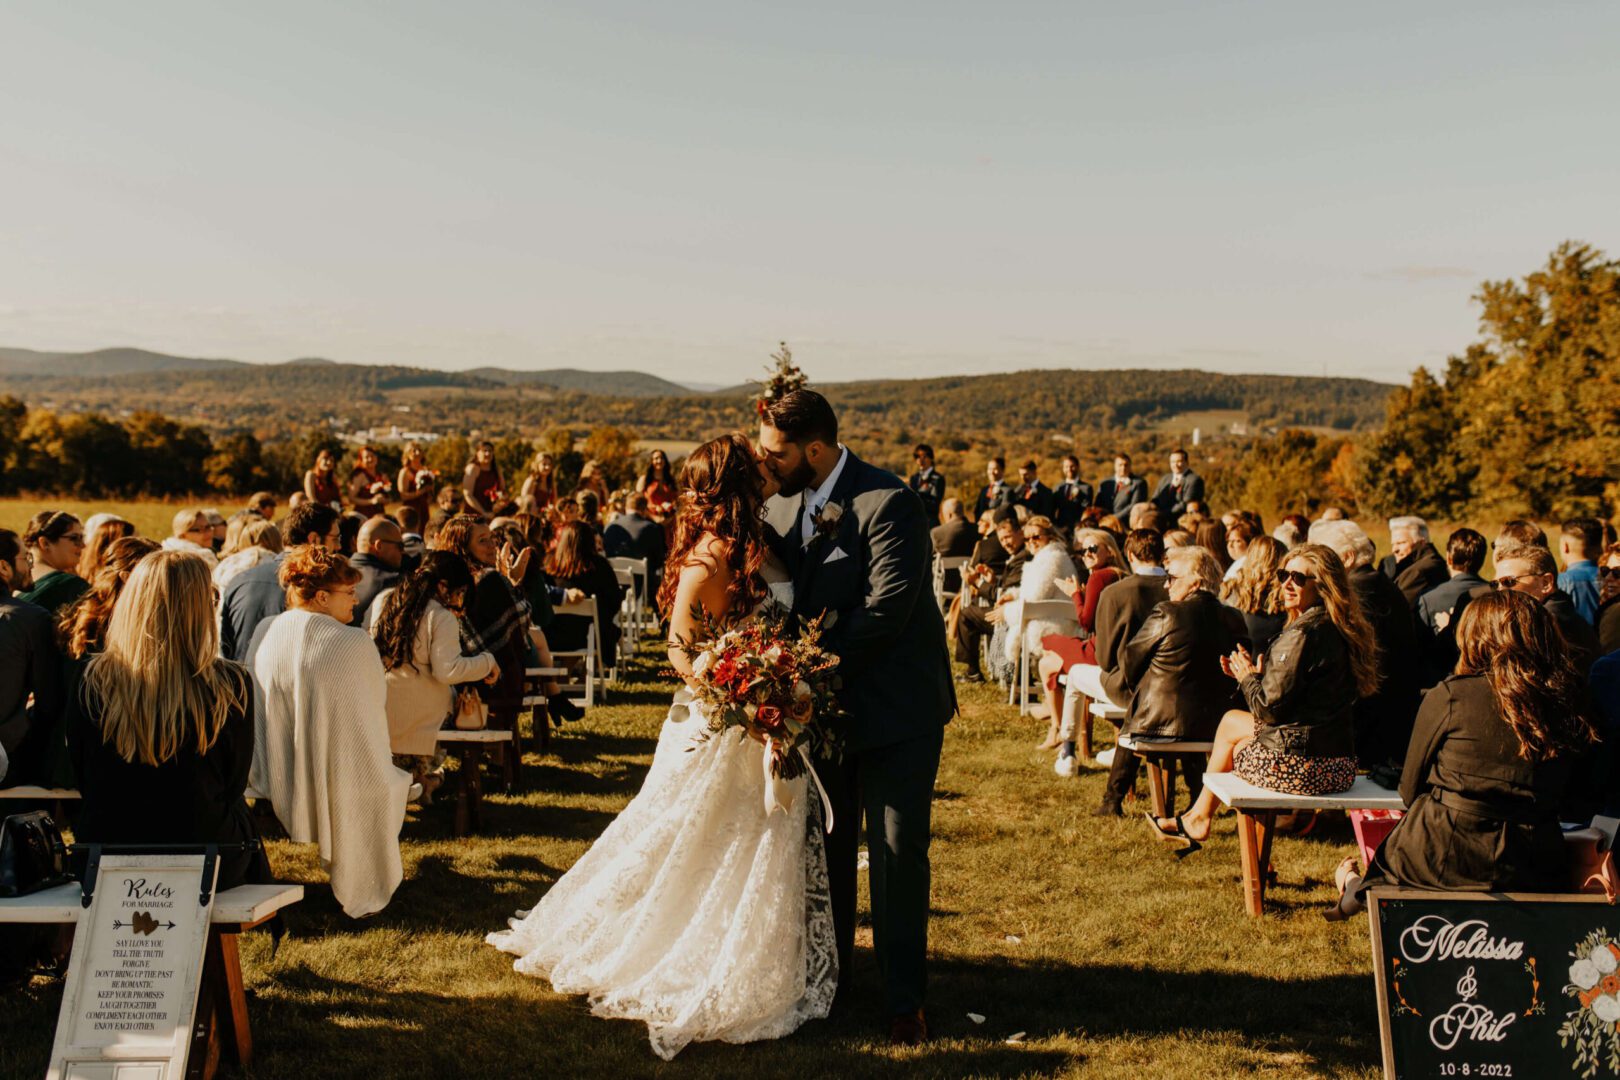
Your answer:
[2,1,1616,386]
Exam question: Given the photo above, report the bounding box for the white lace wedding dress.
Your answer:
[485,578,838,1060]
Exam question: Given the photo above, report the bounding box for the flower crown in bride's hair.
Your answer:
[753,342,808,418]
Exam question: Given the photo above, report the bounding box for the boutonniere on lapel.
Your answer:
[812,501,845,544]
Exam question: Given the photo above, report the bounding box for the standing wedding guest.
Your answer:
[1010,461,1053,519]
[1596,542,1620,656]
[1326,590,1599,919]
[369,553,498,799]
[1220,534,1289,654]
[17,511,89,614]
[1195,518,1232,576]
[973,457,1012,518]
[1493,545,1601,674]
[68,551,272,891]
[1415,528,1488,633]
[304,447,343,509]
[1051,454,1094,532]
[1096,454,1149,518]
[247,546,410,918]
[547,521,626,661]
[214,520,282,595]
[907,444,946,525]
[463,440,512,518]
[1035,528,1124,749]
[1150,448,1204,518]
[0,528,65,788]
[1380,516,1449,610]
[348,445,391,518]
[396,441,437,523]
[1150,544,1379,849]
[1557,517,1603,625]
[576,460,611,505]
[162,508,220,568]
[77,516,135,581]
[522,450,562,514]
[220,502,341,662]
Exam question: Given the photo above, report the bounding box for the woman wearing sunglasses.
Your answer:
[16,510,89,614]
[1148,543,1380,851]
[1034,529,1125,750]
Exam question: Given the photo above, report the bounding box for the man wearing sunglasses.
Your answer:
[1494,546,1600,674]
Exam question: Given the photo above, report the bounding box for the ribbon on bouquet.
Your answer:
[762,740,835,834]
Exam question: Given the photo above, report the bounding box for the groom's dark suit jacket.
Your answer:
[767,452,956,751]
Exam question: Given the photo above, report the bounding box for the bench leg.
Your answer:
[189,930,252,1080]
[1078,699,1094,760]
[456,745,486,837]
[1237,810,1263,916]
[1256,810,1277,897]
[1144,757,1168,820]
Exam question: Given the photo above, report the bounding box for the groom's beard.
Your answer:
[773,456,817,497]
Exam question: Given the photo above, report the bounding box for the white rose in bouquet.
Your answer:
[1571,957,1601,990]
[1592,944,1619,975]
[1593,994,1620,1024]
[693,650,715,677]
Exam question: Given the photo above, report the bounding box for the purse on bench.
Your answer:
[0,810,72,897]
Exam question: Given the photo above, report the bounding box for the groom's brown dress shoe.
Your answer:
[888,1009,928,1046]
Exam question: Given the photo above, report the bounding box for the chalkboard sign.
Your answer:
[1368,886,1620,1080]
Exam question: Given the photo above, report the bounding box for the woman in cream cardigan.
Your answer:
[998,515,1080,673]
[368,552,499,797]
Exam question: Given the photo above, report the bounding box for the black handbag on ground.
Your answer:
[0,810,72,896]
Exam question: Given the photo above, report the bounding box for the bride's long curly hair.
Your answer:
[657,432,769,620]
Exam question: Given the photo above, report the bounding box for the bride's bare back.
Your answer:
[666,532,736,680]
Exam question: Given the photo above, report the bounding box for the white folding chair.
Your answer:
[1009,599,1076,715]
[608,556,652,639]
[551,599,611,704]
[934,554,969,612]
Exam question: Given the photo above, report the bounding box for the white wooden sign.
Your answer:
[47,854,217,1080]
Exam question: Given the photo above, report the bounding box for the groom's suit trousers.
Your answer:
[822,725,944,1018]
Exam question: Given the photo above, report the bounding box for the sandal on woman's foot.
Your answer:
[548,695,584,725]
[1322,856,1360,922]
[1144,812,1203,856]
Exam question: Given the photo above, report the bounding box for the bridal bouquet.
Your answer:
[677,608,842,780]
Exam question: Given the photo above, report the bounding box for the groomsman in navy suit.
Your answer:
[1010,460,1053,519]
[907,444,946,524]
[1051,454,1093,531]
[1096,453,1149,518]
[973,457,1012,519]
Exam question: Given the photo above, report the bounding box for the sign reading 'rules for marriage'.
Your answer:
[1368,887,1620,1080]
[48,854,217,1080]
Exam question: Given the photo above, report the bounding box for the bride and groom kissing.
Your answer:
[486,389,957,1059]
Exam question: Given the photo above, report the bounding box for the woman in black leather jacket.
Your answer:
[1149,543,1380,849]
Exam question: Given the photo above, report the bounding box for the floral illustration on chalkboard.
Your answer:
[1559,932,1620,1078]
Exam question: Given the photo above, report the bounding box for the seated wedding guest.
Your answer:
[1316,506,1346,522]
[1051,454,1093,531]
[1494,519,1549,560]
[522,450,561,514]
[908,444,946,524]
[60,536,162,698]
[547,520,625,660]
[1327,590,1600,918]
[220,502,341,661]
[247,546,410,918]
[203,509,228,555]
[68,551,272,891]
[287,491,307,511]
[348,445,392,518]
[931,498,978,598]
[494,519,556,634]
[1069,530,1168,795]
[77,515,135,581]
[995,514,1078,693]
[1150,448,1204,518]
[1128,503,1162,533]
[436,516,582,728]
[1036,528,1124,748]
[338,511,365,557]
[974,457,1012,518]
[429,484,460,535]
[1223,518,1258,582]
[1596,542,1620,656]
[1149,543,1378,848]
[1415,528,1488,633]
[604,492,668,591]
[396,441,437,523]
[1011,461,1054,519]
[1195,518,1231,576]
[576,459,611,505]
[162,507,220,568]
[0,529,65,788]
[1096,512,1125,543]
[17,511,89,614]
[1162,527,1194,549]
[248,491,278,520]
[369,552,498,799]
[304,447,343,509]
[1272,513,1309,550]
[1557,517,1603,625]
[1494,545,1601,674]
[1220,534,1288,654]
[214,519,282,595]
[1096,454,1148,518]
[398,506,427,561]
[1311,518,1418,769]
[350,516,405,625]
[575,489,602,528]
[952,510,1028,684]
[1381,516,1449,610]
[463,440,513,518]
[1113,545,1248,800]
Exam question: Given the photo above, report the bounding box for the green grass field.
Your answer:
[7,648,1385,1079]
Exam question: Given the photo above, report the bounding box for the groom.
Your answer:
[758,389,956,1045]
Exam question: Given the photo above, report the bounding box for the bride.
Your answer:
[486,432,837,1060]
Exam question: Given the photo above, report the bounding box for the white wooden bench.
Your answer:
[1116,733,1214,818]
[436,728,513,836]
[0,785,81,824]
[0,881,303,1077]
[1200,772,1404,916]
[1056,665,1125,761]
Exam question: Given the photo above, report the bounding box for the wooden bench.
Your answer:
[1200,772,1404,916]
[0,785,81,824]
[436,728,513,836]
[0,881,303,1079]
[1115,734,1214,818]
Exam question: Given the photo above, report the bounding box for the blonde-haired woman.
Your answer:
[520,450,559,514]
[67,551,271,890]
[994,515,1078,690]
[246,546,410,918]
[213,518,283,595]
[1150,543,1380,851]
[1033,527,1124,748]
[1219,534,1288,654]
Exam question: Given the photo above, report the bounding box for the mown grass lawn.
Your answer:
[7,645,1385,1079]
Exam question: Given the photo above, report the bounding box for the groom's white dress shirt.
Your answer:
[800,445,850,546]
